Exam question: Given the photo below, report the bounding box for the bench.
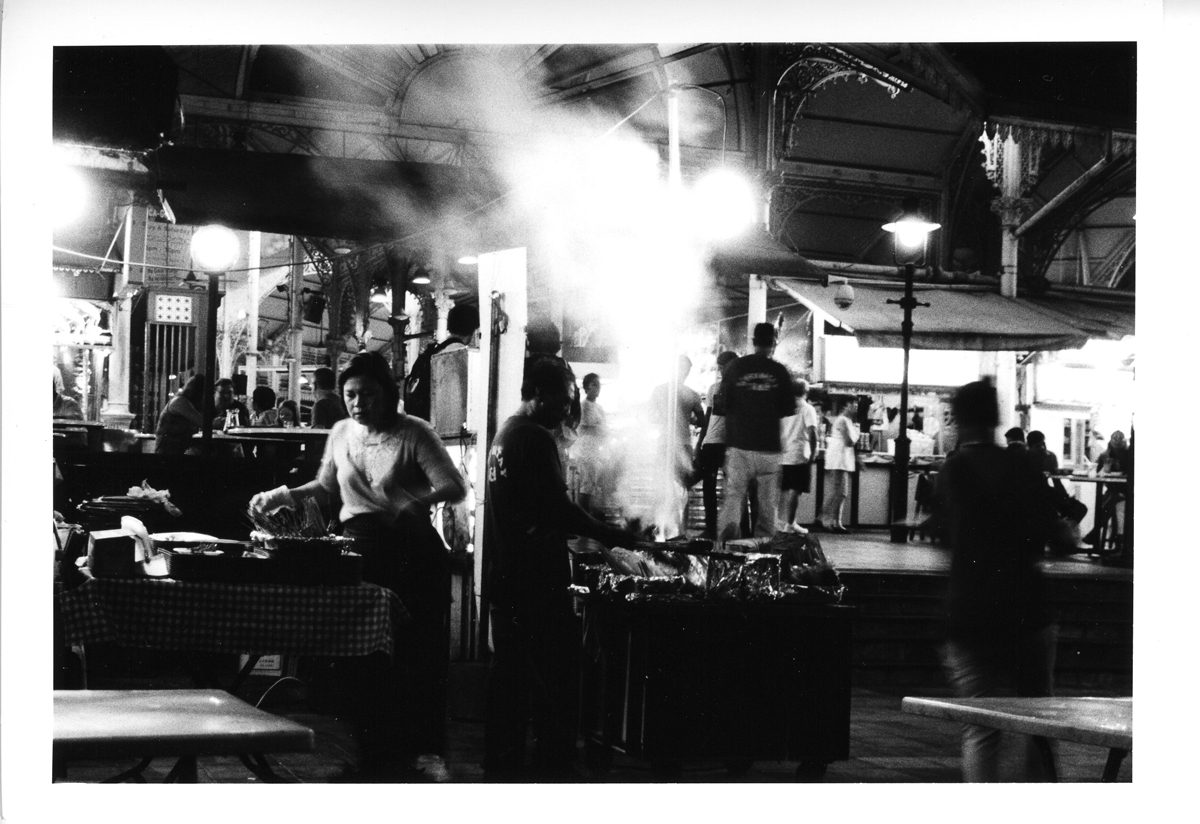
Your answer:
[901,695,1131,781]
[53,689,315,782]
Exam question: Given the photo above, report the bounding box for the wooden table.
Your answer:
[901,695,1131,781]
[54,689,314,782]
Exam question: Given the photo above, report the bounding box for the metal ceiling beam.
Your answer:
[537,44,717,104]
[290,45,405,100]
[180,93,526,151]
[778,158,942,190]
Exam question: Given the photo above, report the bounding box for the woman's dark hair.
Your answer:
[1027,430,1046,447]
[339,351,400,422]
[251,385,277,411]
[278,399,300,421]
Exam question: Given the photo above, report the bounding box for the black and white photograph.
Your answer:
[2,0,1193,820]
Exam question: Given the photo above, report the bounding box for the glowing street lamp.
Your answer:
[881,200,939,543]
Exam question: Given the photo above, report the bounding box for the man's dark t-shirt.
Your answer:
[486,414,619,610]
[716,353,795,452]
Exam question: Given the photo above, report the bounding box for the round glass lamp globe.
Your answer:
[693,168,758,241]
[190,225,240,271]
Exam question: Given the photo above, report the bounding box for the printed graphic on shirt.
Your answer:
[737,372,782,392]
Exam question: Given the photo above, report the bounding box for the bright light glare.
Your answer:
[457,255,478,266]
[190,225,240,272]
[692,169,757,241]
[55,165,89,228]
[882,218,941,251]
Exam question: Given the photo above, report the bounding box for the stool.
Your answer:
[54,689,315,782]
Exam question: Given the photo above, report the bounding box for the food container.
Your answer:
[252,534,356,565]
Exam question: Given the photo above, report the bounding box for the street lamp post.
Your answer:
[882,203,939,543]
[190,225,241,449]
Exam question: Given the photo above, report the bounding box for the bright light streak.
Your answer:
[190,225,240,272]
[691,168,757,241]
[54,165,89,228]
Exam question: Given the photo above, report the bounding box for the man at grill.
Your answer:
[483,356,637,781]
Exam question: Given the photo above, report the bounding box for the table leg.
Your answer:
[1102,747,1129,781]
[162,756,198,783]
[239,752,292,782]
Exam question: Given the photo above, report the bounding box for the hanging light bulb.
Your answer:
[410,269,431,286]
[371,282,391,304]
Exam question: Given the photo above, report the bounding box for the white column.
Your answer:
[245,231,261,390]
[434,289,454,343]
[748,274,768,345]
[995,135,1025,299]
[288,237,304,403]
[100,205,136,429]
[472,247,528,648]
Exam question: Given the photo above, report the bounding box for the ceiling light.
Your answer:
[457,255,478,266]
[371,283,391,304]
[411,270,431,285]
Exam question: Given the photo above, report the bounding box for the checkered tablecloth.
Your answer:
[57,578,407,657]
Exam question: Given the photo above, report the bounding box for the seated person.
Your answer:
[53,384,84,420]
[277,399,301,428]
[210,378,250,429]
[154,375,205,455]
[249,386,280,427]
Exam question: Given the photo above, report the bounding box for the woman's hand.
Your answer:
[250,485,295,514]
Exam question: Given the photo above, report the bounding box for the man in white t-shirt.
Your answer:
[778,378,820,533]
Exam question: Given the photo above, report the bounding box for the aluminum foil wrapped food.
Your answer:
[706,552,782,600]
[770,532,845,603]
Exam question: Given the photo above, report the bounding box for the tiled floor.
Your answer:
[56,680,1131,784]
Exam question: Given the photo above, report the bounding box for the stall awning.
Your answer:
[1021,293,1135,340]
[772,280,1092,351]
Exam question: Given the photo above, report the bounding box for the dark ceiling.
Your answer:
[52,42,1137,326]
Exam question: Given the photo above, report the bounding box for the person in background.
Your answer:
[404,302,481,422]
[484,356,639,781]
[248,386,279,427]
[1096,429,1129,474]
[934,379,1059,782]
[572,372,610,518]
[1026,430,1059,474]
[814,396,859,534]
[524,318,580,464]
[715,323,795,540]
[154,374,205,455]
[695,350,738,538]
[277,399,301,428]
[310,366,348,428]
[1086,430,1107,464]
[210,378,250,430]
[649,354,706,495]
[53,383,84,420]
[1004,427,1027,451]
[250,351,466,782]
[1091,429,1131,552]
[778,378,819,534]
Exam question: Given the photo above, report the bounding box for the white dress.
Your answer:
[824,413,859,472]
